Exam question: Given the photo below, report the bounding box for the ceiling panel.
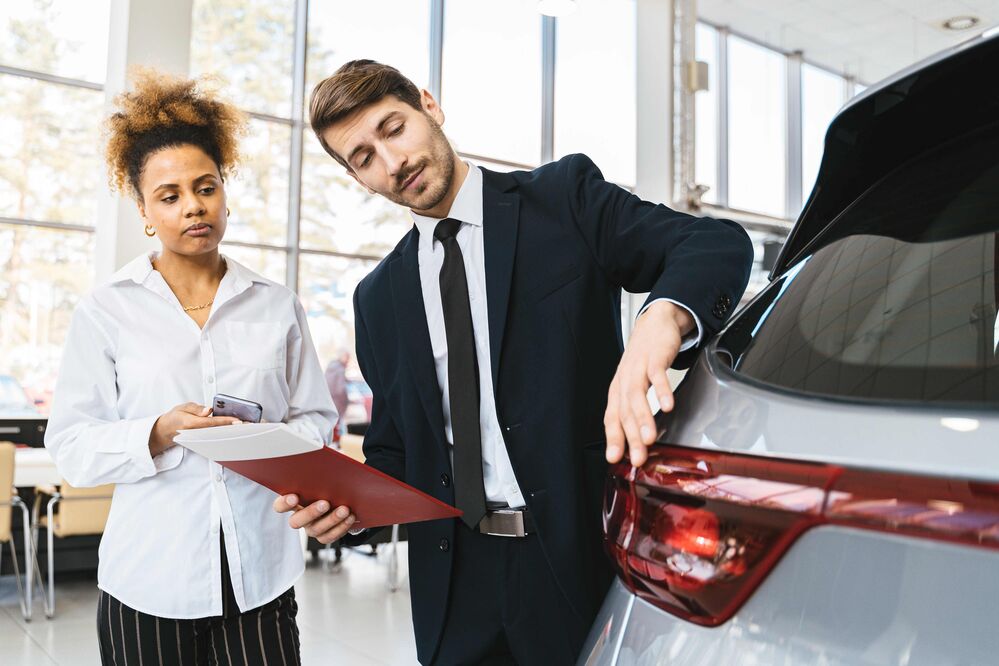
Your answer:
[698,0,999,83]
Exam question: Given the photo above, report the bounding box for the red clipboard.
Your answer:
[175,423,461,529]
[221,447,461,530]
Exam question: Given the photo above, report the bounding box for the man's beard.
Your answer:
[383,118,455,212]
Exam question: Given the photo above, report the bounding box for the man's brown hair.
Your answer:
[309,60,423,169]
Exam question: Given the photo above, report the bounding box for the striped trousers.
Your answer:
[96,539,301,666]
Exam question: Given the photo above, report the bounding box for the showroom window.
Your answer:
[188,0,644,371]
[801,63,847,203]
[695,20,860,221]
[554,0,636,187]
[0,1,109,416]
[727,34,787,219]
[0,1,645,418]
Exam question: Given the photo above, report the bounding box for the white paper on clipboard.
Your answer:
[174,422,323,462]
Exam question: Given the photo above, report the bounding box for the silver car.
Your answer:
[580,29,999,666]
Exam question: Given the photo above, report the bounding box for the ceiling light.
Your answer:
[942,16,980,31]
[538,0,577,18]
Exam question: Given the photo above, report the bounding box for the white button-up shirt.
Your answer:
[45,253,337,619]
[412,164,703,507]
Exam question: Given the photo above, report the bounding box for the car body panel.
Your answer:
[580,526,999,666]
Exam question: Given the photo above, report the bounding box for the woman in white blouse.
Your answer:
[45,70,338,665]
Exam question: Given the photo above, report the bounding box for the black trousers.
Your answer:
[96,538,300,666]
[431,524,587,666]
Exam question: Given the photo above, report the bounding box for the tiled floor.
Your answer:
[0,543,418,665]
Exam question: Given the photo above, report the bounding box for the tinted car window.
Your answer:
[718,124,999,406]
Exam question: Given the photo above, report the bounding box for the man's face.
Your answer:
[320,93,456,213]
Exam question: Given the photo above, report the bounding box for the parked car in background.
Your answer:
[581,29,999,666]
[0,374,41,417]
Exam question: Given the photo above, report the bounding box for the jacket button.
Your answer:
[441,473,451,487]
[439,538,450,552]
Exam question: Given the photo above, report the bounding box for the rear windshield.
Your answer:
[719,124,999,406]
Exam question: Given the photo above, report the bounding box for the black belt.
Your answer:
[478,506,535,537]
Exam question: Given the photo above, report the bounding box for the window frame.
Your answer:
[694,19,863,223]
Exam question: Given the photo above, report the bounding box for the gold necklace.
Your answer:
[182,300,214,312]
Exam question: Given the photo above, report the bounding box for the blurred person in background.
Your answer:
[325,348,351,437]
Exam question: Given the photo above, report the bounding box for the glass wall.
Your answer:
[188,0,643,385]
[554,0,636,186]
[694,20,862,220]
[0,1,109,416]
[0,1,643,419]
[801,63,846,202]
[727,35,786,218]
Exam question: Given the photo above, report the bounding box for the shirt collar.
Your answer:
[411,162,483,254]
[109,252,265,295]
[108,252,157,286]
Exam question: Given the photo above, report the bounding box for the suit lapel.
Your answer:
[389,229,448,452]
[481,170,520,391]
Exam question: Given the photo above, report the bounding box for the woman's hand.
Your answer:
[149,402,241,457]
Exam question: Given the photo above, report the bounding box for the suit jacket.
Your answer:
[351,154,753,663]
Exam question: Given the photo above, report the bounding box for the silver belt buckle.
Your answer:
[480,509,528,537]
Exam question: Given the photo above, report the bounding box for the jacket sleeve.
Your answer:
[562,153,754,368]
[352,285,406,482]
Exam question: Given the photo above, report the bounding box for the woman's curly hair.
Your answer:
[105,69,247,200]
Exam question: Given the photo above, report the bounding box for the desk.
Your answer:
[14,447,61,487]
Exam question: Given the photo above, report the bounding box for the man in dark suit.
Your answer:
[276,61,753,664]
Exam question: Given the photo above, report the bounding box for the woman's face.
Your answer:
[137,144,228,257]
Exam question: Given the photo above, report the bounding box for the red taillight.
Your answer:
[603,446,999,627]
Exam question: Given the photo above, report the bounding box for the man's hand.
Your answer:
[605,301,694,467]
[149,402,241,457]
[273,494,357,545]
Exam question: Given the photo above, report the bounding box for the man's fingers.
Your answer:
[623,386,651,467]
[303,506,355,541]
[621,366,654,467]
[649,365,673,413]
[177,402,207,415]
[287,500,332,529]
[618,386,644,459]
[273,494,299,514]
[314,514,357,545]
[604,378,626,463]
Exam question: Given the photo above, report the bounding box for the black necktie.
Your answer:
[434,217,487,528]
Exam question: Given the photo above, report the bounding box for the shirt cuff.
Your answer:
[637,298,704,352]
[94,415,159,478]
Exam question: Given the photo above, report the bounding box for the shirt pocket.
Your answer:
[223,321,286,371]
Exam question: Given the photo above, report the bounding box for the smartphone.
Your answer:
[212,394,263,423]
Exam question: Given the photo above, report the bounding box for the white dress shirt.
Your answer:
[45,253,337,619]
[412,164,703,507]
